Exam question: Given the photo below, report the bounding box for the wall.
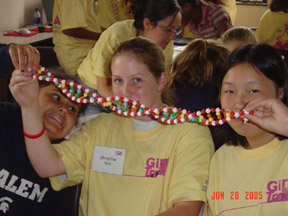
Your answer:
[234,3,268,27]
[0,0,47,33]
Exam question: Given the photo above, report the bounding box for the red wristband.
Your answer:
[23,122,46,139]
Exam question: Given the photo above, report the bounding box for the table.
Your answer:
[0,32,53,46]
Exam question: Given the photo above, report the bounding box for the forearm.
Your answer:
[157,201,203,216]
[62,28,101,40]
[21,104,66,178]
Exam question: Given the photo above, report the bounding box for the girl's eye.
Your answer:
[249,89,259,93]
[224,90,234,94]
[68,106,77,113]
[133,78,142,84]
[52,94,61,102]
[114,78,123,84]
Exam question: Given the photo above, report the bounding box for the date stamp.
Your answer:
[211,191,263,200]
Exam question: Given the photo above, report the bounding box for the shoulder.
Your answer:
[83,113,124,130]
[95,20,136,50]
[168,122,214,151]
[102,20,136,39]
[211,144,234,163]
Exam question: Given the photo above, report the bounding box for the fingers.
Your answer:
[10,70,33,87]
[25,46,40,71]
[9,44,40,71]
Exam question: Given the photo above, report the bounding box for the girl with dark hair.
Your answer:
[12,37,214,216]
[207,43,288,215]
[1,67,83,215]
[77,0,181,101]
[177,0,231,39]
[256,0,288,50]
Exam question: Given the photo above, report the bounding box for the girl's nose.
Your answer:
[234,93,248,110]
[58,106,67,114]
[122,83,133,98]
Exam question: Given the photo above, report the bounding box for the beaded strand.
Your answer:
[33,66,253,125]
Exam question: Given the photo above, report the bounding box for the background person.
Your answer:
[52,0,102,76]
[177,0,231,39]
[221,26,258,52]
[77,0,181,98]
[255,0,288,50]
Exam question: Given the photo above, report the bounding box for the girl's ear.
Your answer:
[143,18,153,30]
[158,72,168,91]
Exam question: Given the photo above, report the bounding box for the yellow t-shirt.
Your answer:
[207,138,288,216]
[96,0,133,29]
[256,9,288,50]
[51,113,214,216]
[77,20,174,90]
[53,0,101,76]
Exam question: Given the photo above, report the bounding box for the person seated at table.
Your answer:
[169,38,229,112]
[77,0,181,97]
[53,0,102,76]
[1,67,84,215]
[177,0,231,39]
[255,0,288,50]
[96,0,134,31]
[11,37,214,216]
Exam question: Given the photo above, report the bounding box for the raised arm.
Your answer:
[244,98,288,137]
[9,69,66,177]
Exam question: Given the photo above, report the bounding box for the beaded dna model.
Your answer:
[33,66,252,125]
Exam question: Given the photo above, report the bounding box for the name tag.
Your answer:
[91,146,126,175]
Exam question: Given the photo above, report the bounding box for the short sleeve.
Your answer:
[210,6,231,28]
[50,126,87,191]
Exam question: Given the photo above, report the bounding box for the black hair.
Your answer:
[38,67,87,117]
[270,0,288,13]
[133,0,180,30]
[215,43,288,147]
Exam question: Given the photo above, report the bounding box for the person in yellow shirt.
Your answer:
[207,43,288,216]
[53,0,102,76]
[96,0,134,31]
[77,0,181,99]
[10,37,214,216]
[255,0,288,50]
